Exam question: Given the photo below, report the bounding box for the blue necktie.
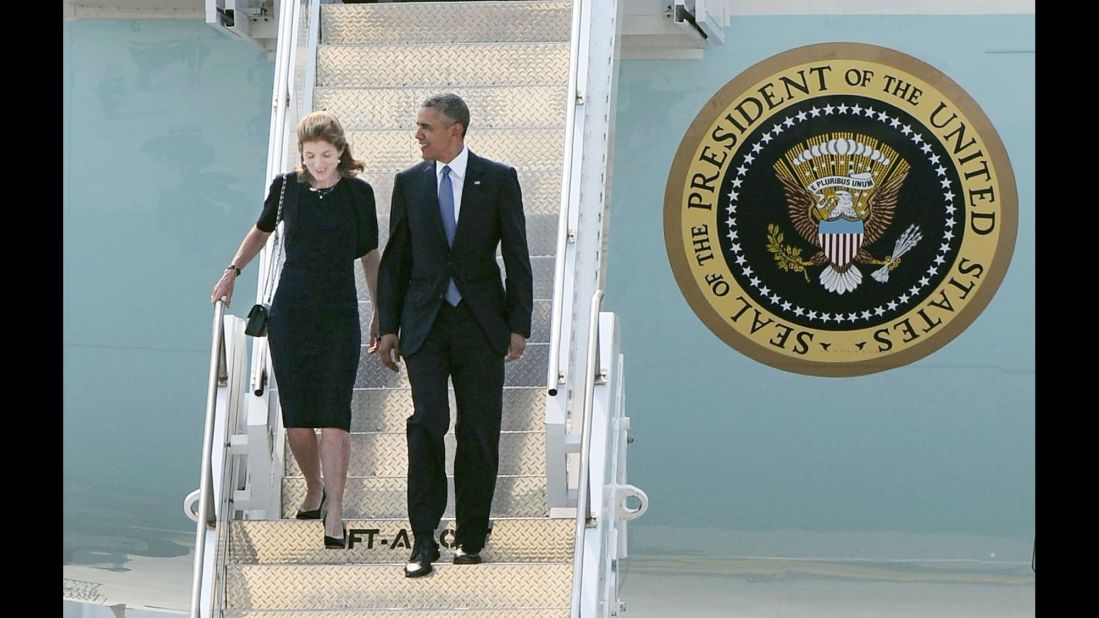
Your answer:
[439,165,462,306]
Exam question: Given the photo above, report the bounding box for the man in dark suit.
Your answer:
[377,93,533,578]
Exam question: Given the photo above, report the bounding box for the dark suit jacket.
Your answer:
[378,150,533,357]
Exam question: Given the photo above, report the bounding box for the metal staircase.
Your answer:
[191,1,645,616]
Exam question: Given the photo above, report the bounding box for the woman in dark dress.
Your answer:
[210,110,379,548]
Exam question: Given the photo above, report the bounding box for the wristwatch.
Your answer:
[226,264,242,276]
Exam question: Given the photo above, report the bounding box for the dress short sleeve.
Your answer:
[353,178,379,258]
[255,174,287,232]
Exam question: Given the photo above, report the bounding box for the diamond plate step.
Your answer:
[354,255,557,305]
[352,343,549,390]
[348,387,548,433]
[238,0,581,614]
[346,128,563,173]
[317,42,569,88]
[356,298,553,345]
[316,86,568,131]
[282,475,547,519]
[230,518,573,564]
[284,431,546,478]
[227,563,572,610]
[360,169,563,217]
[269,345,550,392]
[225,610,568,618]
[322,1,572,46]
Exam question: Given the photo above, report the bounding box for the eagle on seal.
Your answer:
[776,170,907,294]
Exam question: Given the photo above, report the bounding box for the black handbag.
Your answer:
[244,303,271,337]
[245,173,288,337]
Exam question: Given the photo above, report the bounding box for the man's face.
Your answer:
[415,106,461,162]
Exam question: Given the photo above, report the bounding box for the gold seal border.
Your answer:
[663,42,1018,377]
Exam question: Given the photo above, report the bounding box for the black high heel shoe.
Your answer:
[323,513,346,550]
[296,488,326,520]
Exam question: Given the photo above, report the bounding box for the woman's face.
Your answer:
[301,140,342,185]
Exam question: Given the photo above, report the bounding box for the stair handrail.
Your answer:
[569,287,603,615]
[188,299,228,618]
[189,0,301,615]
[249,0,301,398]
[546,0,586,396]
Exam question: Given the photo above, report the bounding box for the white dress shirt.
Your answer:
[435,145,469,221]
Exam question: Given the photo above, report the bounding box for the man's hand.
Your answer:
[377,333,402,372]
[506,333,527,362]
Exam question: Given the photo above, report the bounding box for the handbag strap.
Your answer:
[260,173,288,304]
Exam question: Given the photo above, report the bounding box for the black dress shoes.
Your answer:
[296,488,327,520]
[452,545,482,565]
[405,536,440,578]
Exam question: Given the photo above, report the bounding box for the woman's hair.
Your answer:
[295,110,365,183]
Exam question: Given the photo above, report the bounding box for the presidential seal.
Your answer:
[664,43,1017,376]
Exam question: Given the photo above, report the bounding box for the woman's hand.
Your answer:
[368,313,380,353]
[211,270,237,306]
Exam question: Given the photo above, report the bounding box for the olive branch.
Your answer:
[766,224,812,282]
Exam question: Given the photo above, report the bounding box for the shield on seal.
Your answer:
[817,218,865,268]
